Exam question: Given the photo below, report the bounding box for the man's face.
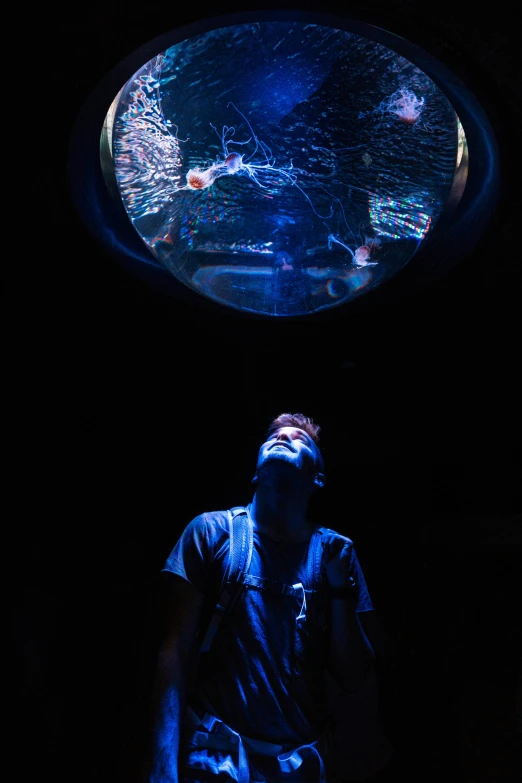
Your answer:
[255,426,323,481]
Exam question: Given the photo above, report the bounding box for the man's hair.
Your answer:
[267,413,321,445]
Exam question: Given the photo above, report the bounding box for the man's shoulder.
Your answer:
[185,510,236,540]
[170,511,232,561]
[191,509,230,522]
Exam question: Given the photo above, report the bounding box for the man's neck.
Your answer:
[248,488,313,543]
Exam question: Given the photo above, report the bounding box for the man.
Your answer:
[147,413,392,783]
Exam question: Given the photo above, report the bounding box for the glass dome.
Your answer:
[97,19,471,317]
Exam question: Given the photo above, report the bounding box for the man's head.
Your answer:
[253,413,325,491]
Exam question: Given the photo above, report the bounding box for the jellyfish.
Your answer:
[224,152,242,174]
[359,87,425,126]
[385,88,425,124]
[327,233,378,267]
[353,245,373,267]
[185,167,220,190]
[176,103,333,219]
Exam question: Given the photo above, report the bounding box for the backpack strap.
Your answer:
[198,507,252,654]
[306,526,327,589]
[226,506,254,589]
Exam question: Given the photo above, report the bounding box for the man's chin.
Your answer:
[259,453,298,472]
[263,450,294,462]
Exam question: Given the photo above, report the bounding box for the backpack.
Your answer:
[195,506,393,781]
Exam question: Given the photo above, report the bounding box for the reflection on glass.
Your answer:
[103,21,466,316]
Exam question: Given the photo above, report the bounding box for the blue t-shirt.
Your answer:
[162,510,374,747]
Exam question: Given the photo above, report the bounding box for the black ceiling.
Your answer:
[13,8,521,783]
[10,2,521,467]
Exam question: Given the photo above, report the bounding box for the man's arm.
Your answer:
[358,609,396,672]
[147,576,205,783]
[327,597,375,692]
[323,535,375,693]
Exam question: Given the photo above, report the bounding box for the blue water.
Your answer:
[111,21,460,316]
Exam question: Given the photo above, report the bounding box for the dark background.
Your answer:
[13,2,520,782]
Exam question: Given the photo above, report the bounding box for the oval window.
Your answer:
[70,13,498,317]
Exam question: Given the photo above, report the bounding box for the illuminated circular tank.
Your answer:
[101,21,465,316]
[66,10,501,318]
